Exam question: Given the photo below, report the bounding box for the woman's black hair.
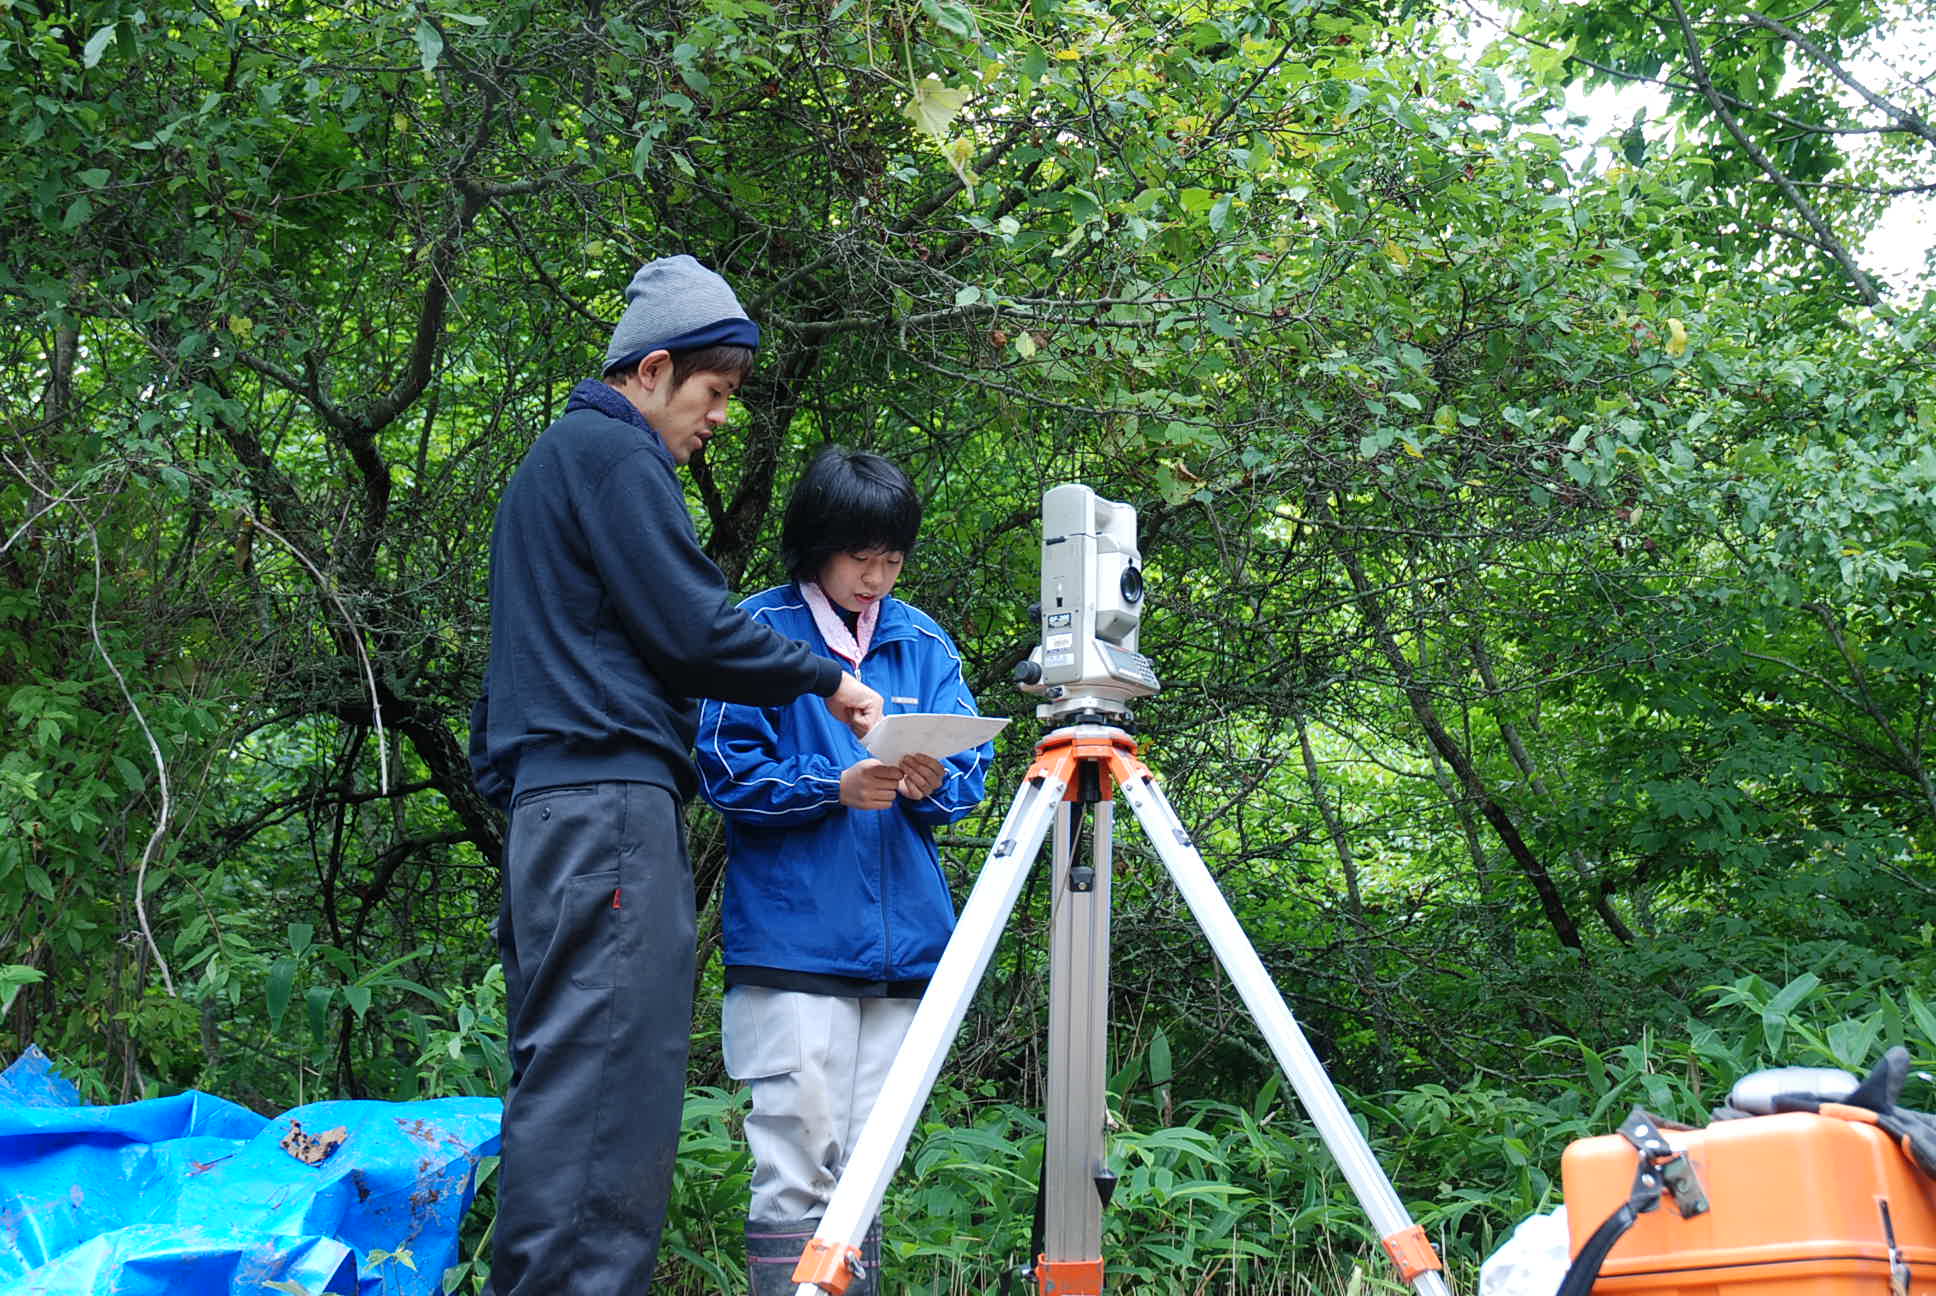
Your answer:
[780,447,922,583]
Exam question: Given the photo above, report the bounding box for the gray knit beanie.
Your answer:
[602,255,760,375]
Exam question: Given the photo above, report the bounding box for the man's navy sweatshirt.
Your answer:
[469,381,841,810]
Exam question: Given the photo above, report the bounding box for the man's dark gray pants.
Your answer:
[489,781,694,1295]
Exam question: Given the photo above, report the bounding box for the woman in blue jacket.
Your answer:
[696,447,992,1296]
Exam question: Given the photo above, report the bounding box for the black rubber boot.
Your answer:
[745,1216,883,1296]
[747,1217,819,1296]
[853,1217,883,1296]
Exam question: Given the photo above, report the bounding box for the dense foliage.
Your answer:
[3,0,1932,1288]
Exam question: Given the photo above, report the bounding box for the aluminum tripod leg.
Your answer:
[790,763,1072,1296]
[1112,764,1453,1296]
[794,722,1449,1296]
[1041,796,1112,1280]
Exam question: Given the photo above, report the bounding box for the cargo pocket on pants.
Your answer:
[722,986,804,1081]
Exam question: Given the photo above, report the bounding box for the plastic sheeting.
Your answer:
[1479,1206,1571,1296]
[0,1046,501,1296]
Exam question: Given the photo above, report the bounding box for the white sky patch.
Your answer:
[1449,2,1933,300]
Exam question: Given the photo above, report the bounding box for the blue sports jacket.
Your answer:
[696,586,993,983]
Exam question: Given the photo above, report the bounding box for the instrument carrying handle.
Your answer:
[1553,1198,1642,1296]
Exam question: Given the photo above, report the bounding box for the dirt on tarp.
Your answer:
[281,1120,351,1166]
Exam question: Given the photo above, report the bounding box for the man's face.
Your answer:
[623,354,741,465]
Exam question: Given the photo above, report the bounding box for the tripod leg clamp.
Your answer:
[1381,1224,1444,1281]
[1035,1256,1104,1295]
[792,1238,863,1294]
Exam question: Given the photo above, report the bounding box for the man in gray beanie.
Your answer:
[472,255,883,1296]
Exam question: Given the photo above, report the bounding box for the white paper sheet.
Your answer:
[861,712,1009,764]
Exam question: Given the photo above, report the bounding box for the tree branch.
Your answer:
[358,181,489,433]
[1740,8,1936,149]
[1802,601,1936,822]
[1320,495,1586,951]
[1498,17,1908,139]
[1663,0,1881,305]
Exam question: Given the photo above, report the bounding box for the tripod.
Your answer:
[787,714,1454,1296]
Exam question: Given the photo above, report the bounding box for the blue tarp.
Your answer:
[0,1046,501,1296]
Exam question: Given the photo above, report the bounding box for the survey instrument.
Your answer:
[788,485,1451,1296]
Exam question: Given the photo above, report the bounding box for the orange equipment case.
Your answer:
[1561,1111,1936,1296]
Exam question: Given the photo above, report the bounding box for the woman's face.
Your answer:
[819,547,905,613]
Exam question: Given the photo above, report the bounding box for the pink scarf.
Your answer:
[800,581,878,672]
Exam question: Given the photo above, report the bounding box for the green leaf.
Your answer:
[1251,1070,1282,1119]
[922,0,979,38]
[306,985,333,1039]
[414,20,444,74]
[345,984,372,1019]
[111,755,145,792]
[1824,1016,1882,1070]
[1905,990,1936,1050]
[369,1246,416,1270]
[0,965,46,1015]
[905,76,969,145]
[1764,973,1821,1021]
[1555,1035,1610,1095]
[954,285,982,306]
[1150,1028,1173,1087]
[355,946,434,985]
[288,922,314,959]
[83,25,116,69]
[383,977,444,1006]
[267,957,296,1031]
[1763,972,1821,1056]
